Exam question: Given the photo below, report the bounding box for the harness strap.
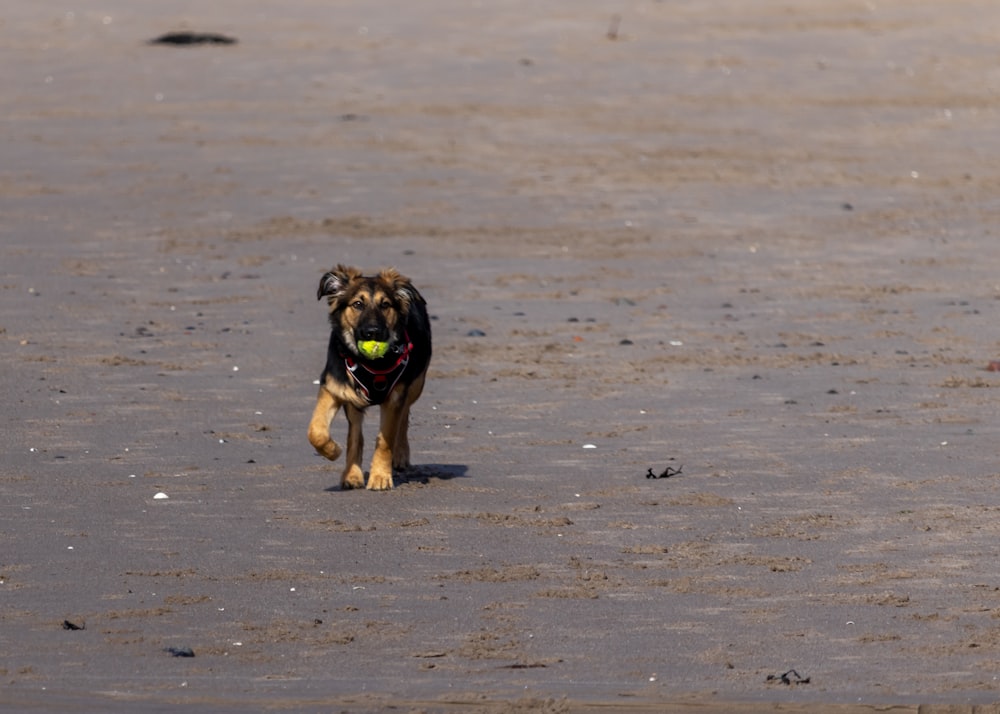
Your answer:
[344,333,412,405]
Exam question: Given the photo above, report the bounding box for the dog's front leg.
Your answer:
[340,404,366,489]
[368,394,404,491]
[307,386,342,461]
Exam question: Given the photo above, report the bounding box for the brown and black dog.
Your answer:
[307,265,432,490]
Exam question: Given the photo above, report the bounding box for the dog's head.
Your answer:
[318,265,418,359]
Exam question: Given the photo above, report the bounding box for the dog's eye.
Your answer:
[351,300,364,310]
[379,301,392,311]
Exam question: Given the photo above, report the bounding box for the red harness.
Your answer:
[344,334,412,405]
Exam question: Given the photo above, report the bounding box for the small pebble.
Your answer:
[164,646,195,657]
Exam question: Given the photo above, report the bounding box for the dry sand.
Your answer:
[4,1,1000,711]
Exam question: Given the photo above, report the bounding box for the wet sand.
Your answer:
[4,1,1000,711]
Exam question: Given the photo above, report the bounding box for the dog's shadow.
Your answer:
[324,463,469,492]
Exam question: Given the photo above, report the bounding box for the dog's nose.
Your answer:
[360,325,382,340]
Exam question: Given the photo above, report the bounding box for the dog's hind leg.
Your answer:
[340,403,366,489]
[391,371,426,471]
[392,405,412,472]
[307,386,342,462]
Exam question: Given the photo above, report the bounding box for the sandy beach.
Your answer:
[4,1,1000,711]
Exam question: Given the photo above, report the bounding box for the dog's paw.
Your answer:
[341,465,365,490]
[313,440,342,462]
[366,468,394,491]
[308,428,342,461]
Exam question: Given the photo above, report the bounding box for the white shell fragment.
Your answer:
[153,492,169,500]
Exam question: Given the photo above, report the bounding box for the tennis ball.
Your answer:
[357,340,390,360]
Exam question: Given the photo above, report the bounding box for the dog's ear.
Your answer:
[378,268,419,315]
[317,272,343,301]
[317,265,358,301]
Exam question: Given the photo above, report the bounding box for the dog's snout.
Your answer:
[360,324,383,340]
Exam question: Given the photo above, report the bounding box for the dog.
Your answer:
[307,265,432,490]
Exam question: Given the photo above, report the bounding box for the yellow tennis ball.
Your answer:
[357,340,389,360]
